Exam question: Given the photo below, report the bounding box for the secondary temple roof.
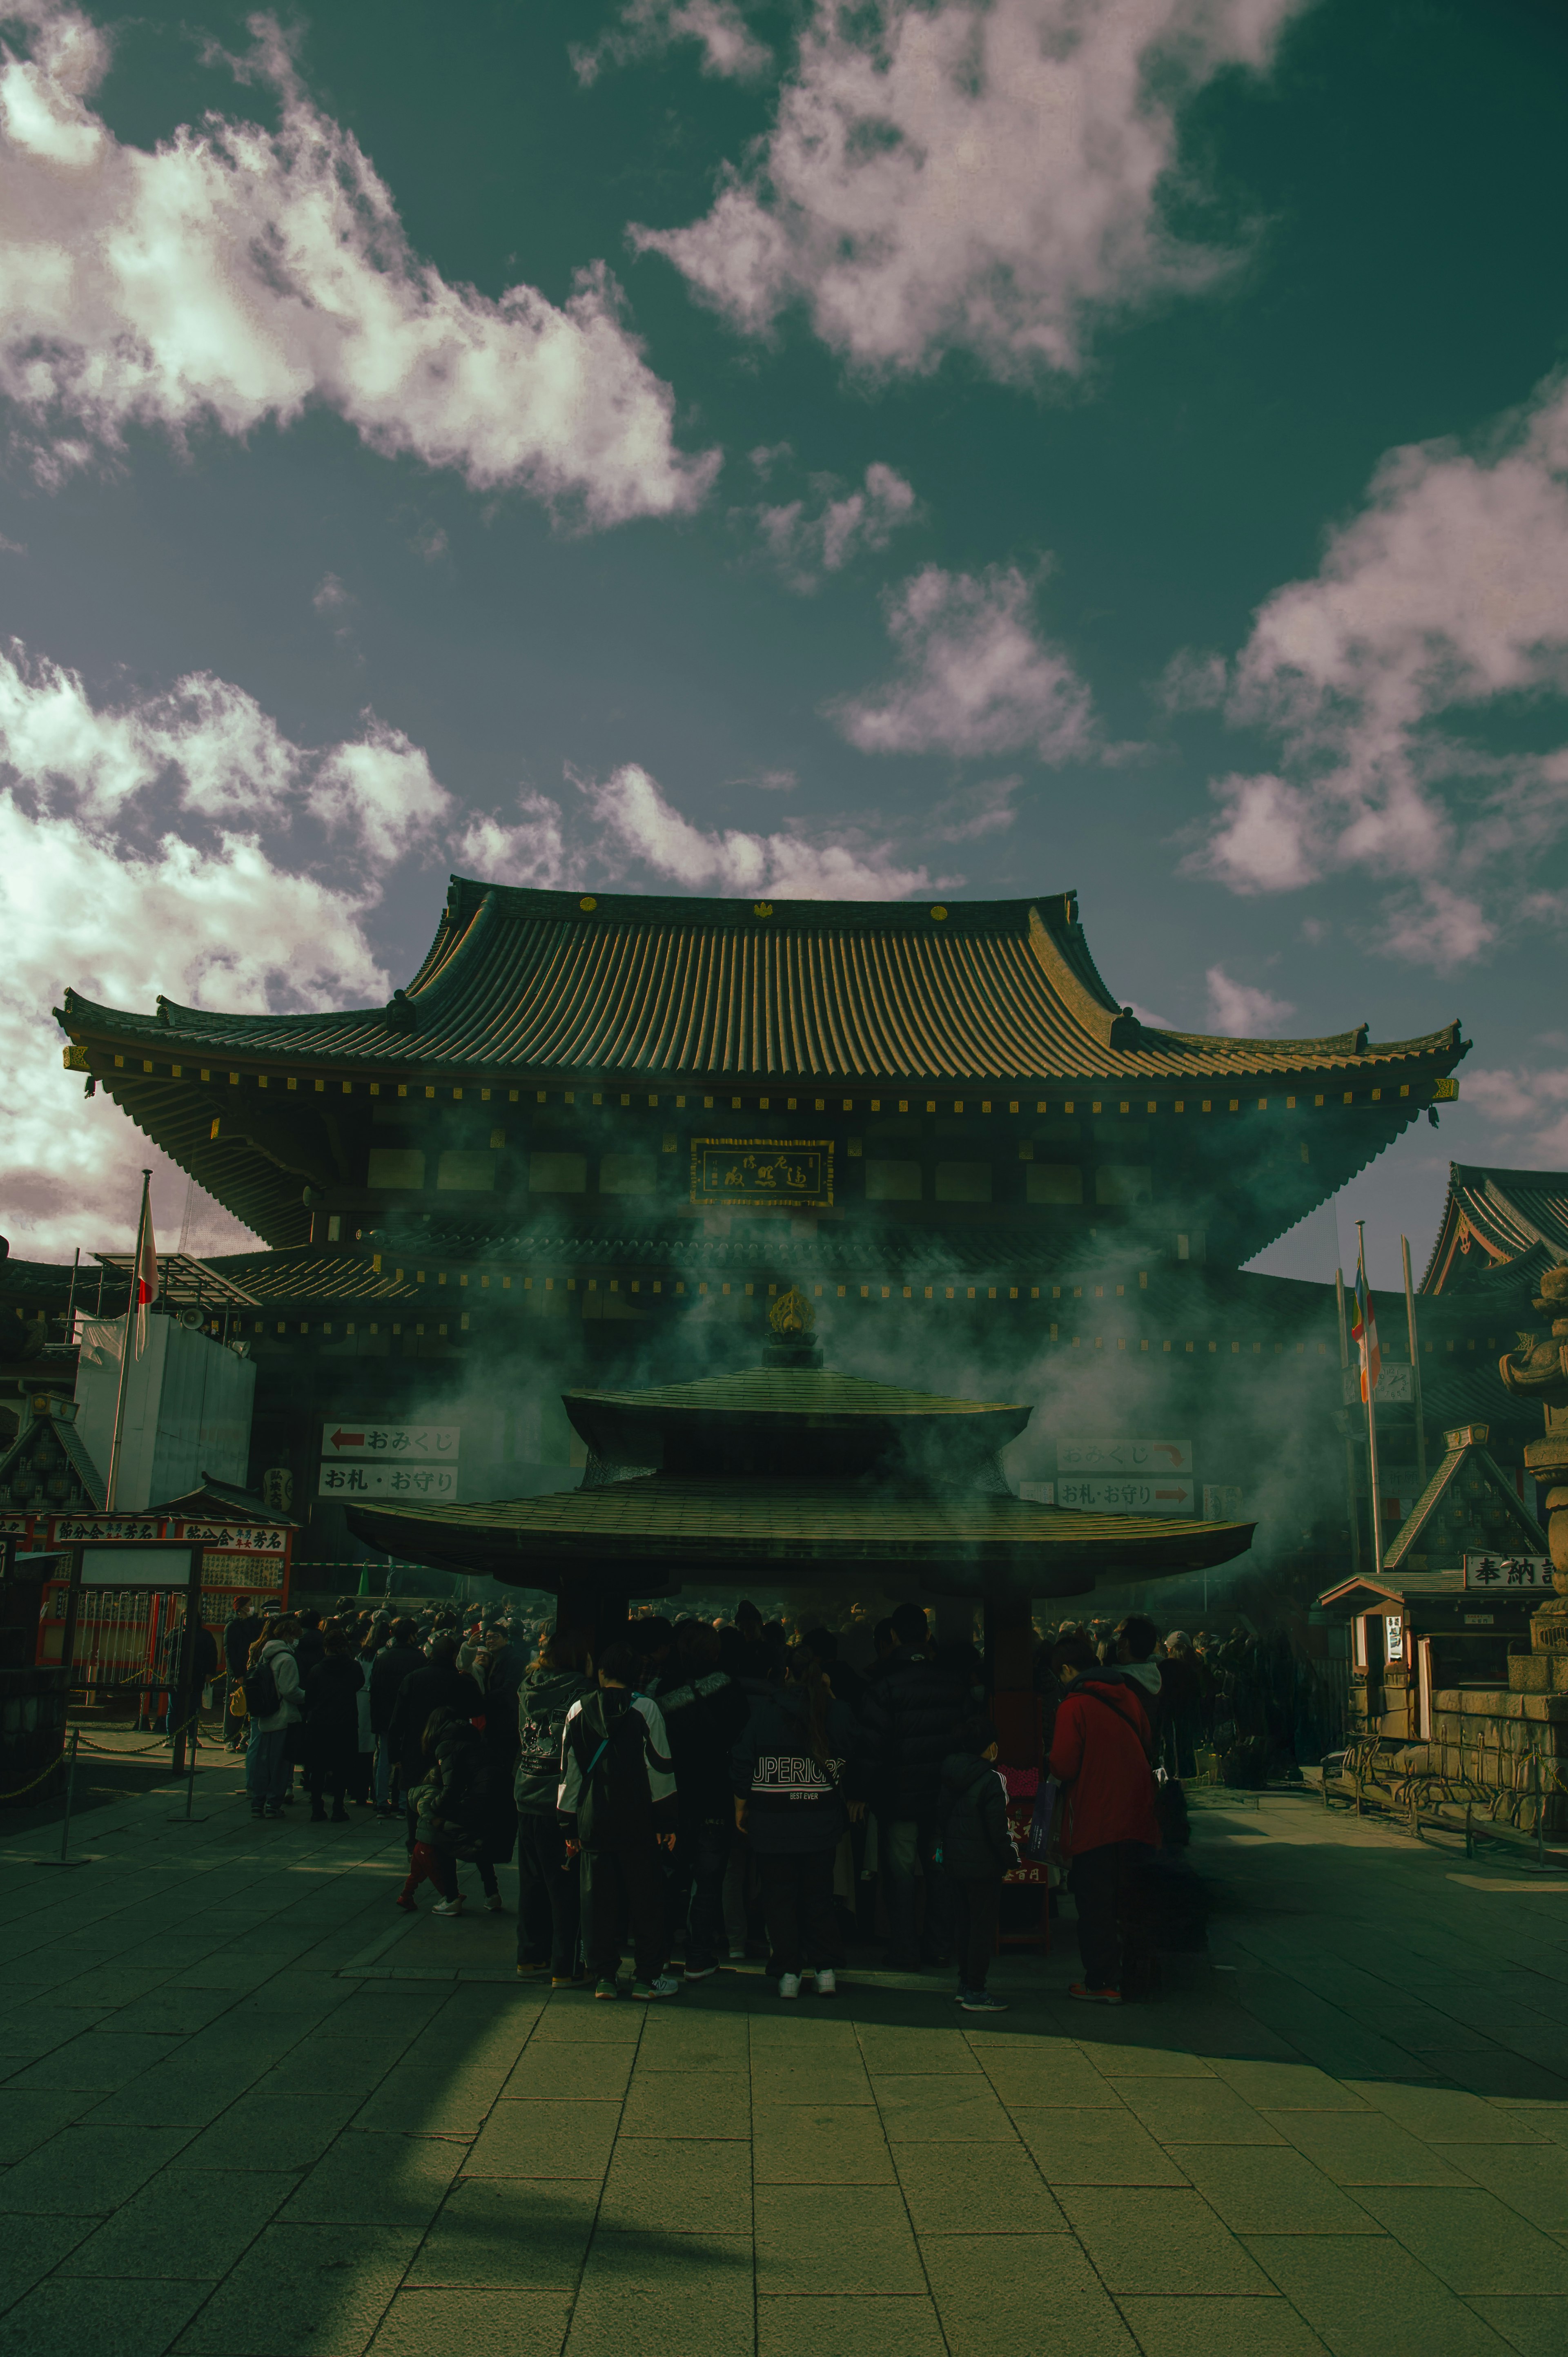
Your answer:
[60,880,1462,1087]
[1422,1163,1568,1293]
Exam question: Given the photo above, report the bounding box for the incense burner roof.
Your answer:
[60,879,1463,1088]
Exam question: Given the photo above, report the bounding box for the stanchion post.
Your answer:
[170,1541,209,1825]
[58,1726,79,1863]
[1537,1750,1546,1871]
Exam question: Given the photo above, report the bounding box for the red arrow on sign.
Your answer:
[330,1429,365,1450]
[1155,1445,1185,1465]
[1155,1487,1190,1504]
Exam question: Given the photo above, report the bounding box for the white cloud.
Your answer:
[307,723,451,866]
[452,794,568,889]
[632,0,1306,378]
[575,762,938,897]
[832,564,1096,760]
[748,460,919,591]
[572,0,771,86]
[0,4,717,524]
[1187,369,1568,967]
[1204,964,1296,1035]
[1460,1059,1568,1167]
[720,767,797,793]
[927,777,1020,842]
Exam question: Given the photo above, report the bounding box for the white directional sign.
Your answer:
[321,1423,460,1461]
[1056,1436,1192,1476]
[1056,1477,1194,1515]
[318,1464,459,1501]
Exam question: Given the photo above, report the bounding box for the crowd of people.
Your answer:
[216,1588,1242,2009]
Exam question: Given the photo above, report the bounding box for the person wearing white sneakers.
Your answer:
[731,1645,866,2000]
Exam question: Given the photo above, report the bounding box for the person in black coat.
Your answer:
[936,1716,1018,2013]
[222,1599,264,1751]
[387,1634,482,1857]
[370,1620,424,1816]
[655,1621,751,1979]
[301,1625,363,1822]
[860,1601,964,1969]
[731,1646,867,1997]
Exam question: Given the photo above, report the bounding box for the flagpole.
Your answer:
[1357,1220,1385,1572]
[1401,1233,1428,1495]
[1335,1267,1361,1577]
[106,1171,151,1512]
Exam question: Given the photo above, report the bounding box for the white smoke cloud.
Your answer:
[747,459,920,591]
[632,0,1307,378]
[572,0,772,86]
[1204,964,1296,1036]
[832,564,1098,760]
[0,4,717,524]
[1187,369,1568,968]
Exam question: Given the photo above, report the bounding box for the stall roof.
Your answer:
[1382,1423,1547,1574]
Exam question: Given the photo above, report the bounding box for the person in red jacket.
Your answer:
[1047,1634,1161,2004]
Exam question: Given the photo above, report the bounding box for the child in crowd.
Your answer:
[935,1714,1018,2013]
[396,1709,465,1915]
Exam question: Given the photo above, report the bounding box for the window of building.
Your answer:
[600,1154,657,1195]
[934,1162,991,1203]
[368,1148,425,1190]
[864,1159,922,1201]
[1027,1164,1082,1206]
[528,1151,587,1193]
[1094,1164,1152,1206]
[437,1151,497,1192]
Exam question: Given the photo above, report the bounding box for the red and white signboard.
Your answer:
[321,1423,460,1461]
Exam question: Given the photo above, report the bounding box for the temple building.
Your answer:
[42,881,1468,1586]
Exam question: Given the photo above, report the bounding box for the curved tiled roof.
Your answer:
[60,879,1464,1086]
[1421,1164,1568,1292]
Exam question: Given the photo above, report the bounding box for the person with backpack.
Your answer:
[515,1626,595,1982]
[731,1643,865,2000]
[1047,1634,1161,2004]
[243,1615,303,1820]
[557,1642,680,2000]
[935,1714,1018,2014]
[860,1601,965,1970]
[223,1597,263,1751]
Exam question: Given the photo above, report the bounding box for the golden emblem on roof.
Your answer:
[769,1286,814,1338]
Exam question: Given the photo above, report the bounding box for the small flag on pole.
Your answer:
[134,1202,158,1357]
[1351,1261,1381,1403]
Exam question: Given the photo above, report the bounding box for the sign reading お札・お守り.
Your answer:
[321,1425,460,1461]
[690,1139,833,1210]
[318,1463,458,1500]
[1055,1478,1194,1514]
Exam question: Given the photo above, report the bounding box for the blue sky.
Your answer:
[2,0,1567,1288]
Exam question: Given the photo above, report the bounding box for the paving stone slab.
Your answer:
[1463,2294,1568,2356]
[173,2221,419,2355]
[1118,2079,1290,2146]
[1011,2105,1191,2186]
[501,2045,633,2102]
[1260,2109,1481,2186]
[753,2103,894,2185]
[869,2076,1018,2142]
[755,2292,947,2357]
[1113,2293,1331,2353]
[0,2122,194,2215]
[59,2165,296,2280]
[366,2287,572,2357]
[0,2210,100,2312]
[595,2135,752,2234]
[3,2272,209,2357]
[180,2093,360,2172]
[1173,2145,1385,2234]
[577,2230,755,2290]
[1245,2232,1521,2356]
[921,2230,1140,2355]
[1206,2060,1374,2111]
[751,2065,875,2107]
[568,2279,755,2357]
[1428,2142,1568,2230]
[281,2130,466,2227]
[1057,2184,1280,2293]
[405,2177,599,2287]
[352,2065,504,2138]
[1350,2186,1568,2295]
[755,2183,923,2295]
[892,2141,1067,2234]
[620,2069,749,2139]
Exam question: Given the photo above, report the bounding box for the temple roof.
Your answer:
[1422,1163,1568,1292]
[60,880,1463,1086]
[346,1478,1254,1597]
[1381,1425,1547,1574]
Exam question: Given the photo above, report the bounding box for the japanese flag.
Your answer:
[134,1209,158,1357]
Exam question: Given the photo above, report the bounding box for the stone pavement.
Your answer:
[4,1759,1568,2357]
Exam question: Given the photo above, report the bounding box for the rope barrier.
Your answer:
[71,1711,204,1758]
[0,1753,69,1802]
